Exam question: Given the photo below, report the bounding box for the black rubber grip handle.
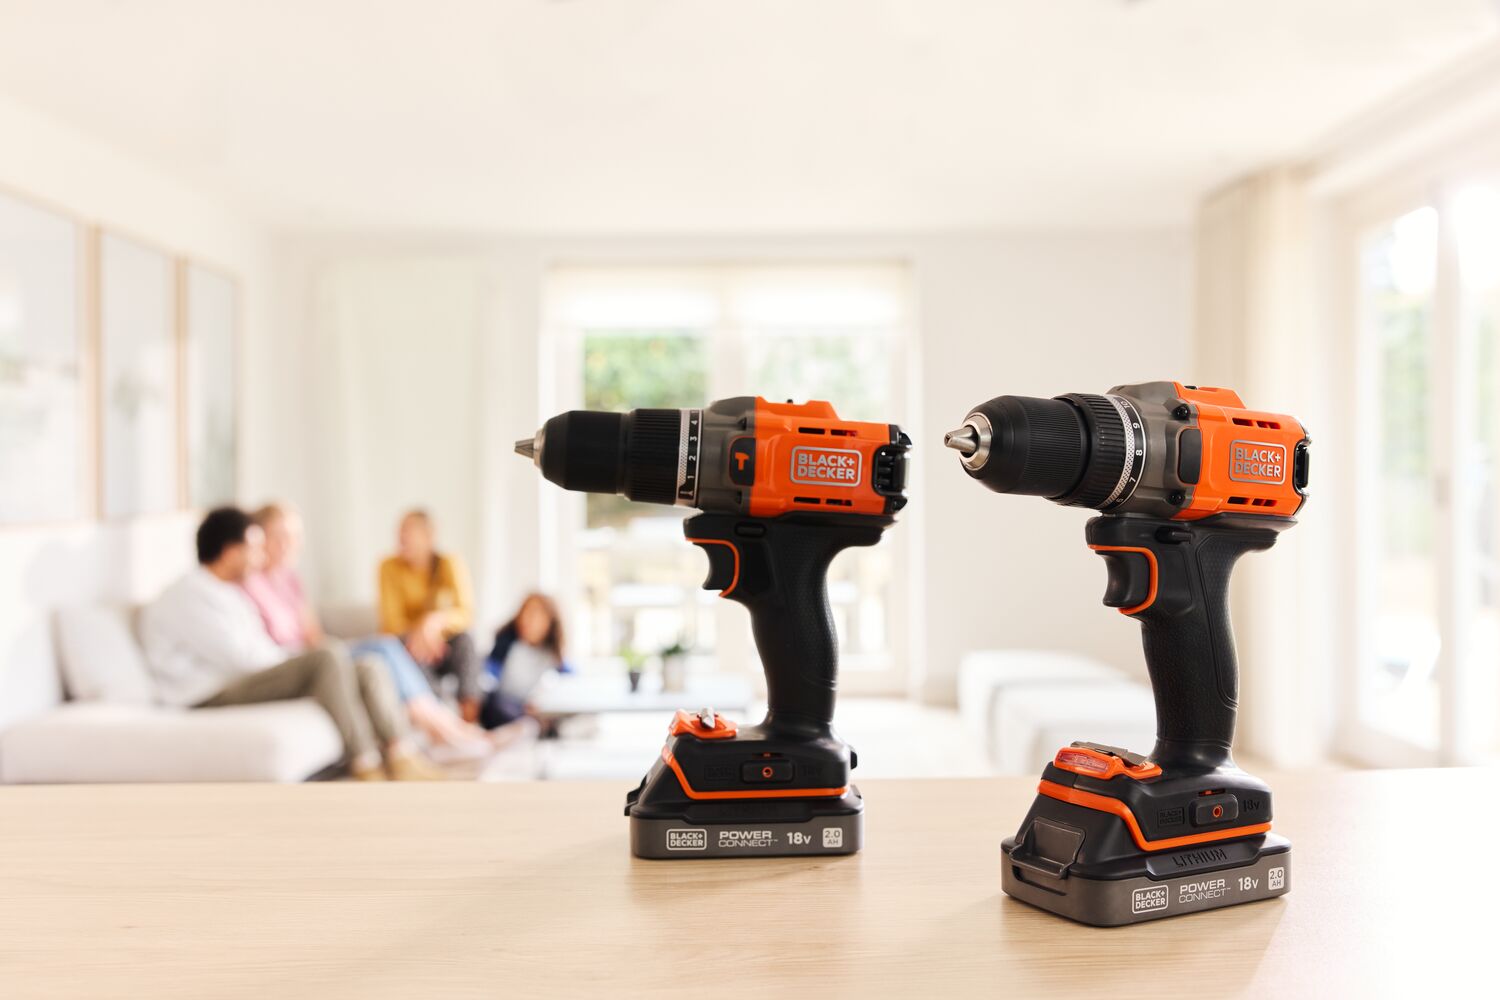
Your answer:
[685,512,889,737]
[1086,514,1288,771]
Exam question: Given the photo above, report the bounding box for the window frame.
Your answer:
[538,261,918,697]
[1333,155,1500,767]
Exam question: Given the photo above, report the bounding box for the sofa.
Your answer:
[956,649,1156,774]
[0,605,342,783]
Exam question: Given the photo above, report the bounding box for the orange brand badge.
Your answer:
[1228,441,1286,484]
[790,446,861,487]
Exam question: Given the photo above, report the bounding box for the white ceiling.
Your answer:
[0,0,1495,233]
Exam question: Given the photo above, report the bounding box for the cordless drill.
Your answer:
[518,397,910,858]
[945,382,1309,925]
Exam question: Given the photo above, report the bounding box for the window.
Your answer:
[1453,183,1500,761]
[542,264,913,692]
[1356,205,1441,746]
[1348,179,1500,763]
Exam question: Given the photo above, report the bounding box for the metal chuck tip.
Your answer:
[514,436,537,461]
[943,426,978,456]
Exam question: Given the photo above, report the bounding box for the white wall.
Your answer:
[913,233,1194,700]
[303,257,489,604]
[276,230,1193,704]
[0,83,1194,729]
[0,95,282,727]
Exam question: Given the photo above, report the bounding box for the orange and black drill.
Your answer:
[944,382,1309,924]
[518,397,909,858]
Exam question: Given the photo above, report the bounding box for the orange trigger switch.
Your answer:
[686,536,740,596]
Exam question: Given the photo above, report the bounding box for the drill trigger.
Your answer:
[1089,544,1158,615]
[686,536,740,596]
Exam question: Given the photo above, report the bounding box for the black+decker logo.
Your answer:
[790,446,861,487]
[1229,441,1286,484]
[666,829,707,851]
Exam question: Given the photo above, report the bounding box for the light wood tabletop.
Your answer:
[0,769,1491,999]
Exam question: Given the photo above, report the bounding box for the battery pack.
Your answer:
[629,802,862,859]
[625,709,864,860]
[1003,829,1289,926]
[1000,743,1290,925]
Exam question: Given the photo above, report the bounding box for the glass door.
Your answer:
[1354,204,1442,751]
[1347,177,1500,765]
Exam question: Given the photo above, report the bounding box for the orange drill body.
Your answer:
[1171,384,1307,522]
[742,399,901,518]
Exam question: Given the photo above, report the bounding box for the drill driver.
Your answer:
[944,382,1309,925]
[518,397,910,858]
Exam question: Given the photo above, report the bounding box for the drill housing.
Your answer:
[520,396,910,858]
[947,381,1309,924]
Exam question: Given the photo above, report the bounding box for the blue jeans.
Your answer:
[348,635,434,703]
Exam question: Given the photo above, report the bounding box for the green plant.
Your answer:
[621,644,647,672]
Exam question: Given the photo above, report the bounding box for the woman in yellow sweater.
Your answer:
[378,509,483,723]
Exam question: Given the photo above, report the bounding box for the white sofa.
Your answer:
[956,649,1156,774]
[0,605,342,783]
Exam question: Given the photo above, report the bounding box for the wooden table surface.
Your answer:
[0,769,1491,999]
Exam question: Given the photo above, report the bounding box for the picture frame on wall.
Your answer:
[182,262,238,509]
[0,189,86,526]
[99,231,178,519]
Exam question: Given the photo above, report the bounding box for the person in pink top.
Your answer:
[244,503,524,754]
[242,543,319,649]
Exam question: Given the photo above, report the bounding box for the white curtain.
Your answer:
[1195,169,1340,766]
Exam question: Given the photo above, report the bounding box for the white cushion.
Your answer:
[0,615,63,733]
[53,605,156,705]
[991,679,1157,775]
[0,700,342,783]
[956,649,1118,745]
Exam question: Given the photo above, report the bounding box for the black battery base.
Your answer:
[628,796,863,859]
[624,709,863,860]
[1000,743,1291,926]
[1003,831,1289,926]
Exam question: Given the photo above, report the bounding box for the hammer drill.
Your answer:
[945,382,1309,924]
[519,397,910,858]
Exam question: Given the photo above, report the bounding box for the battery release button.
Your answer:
[741,759,794,783]
[1191,794,1239,826]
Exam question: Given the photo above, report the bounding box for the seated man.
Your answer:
[141,506,442,781]
[378,509,482,722]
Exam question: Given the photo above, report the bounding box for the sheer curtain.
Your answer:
[1196,170,1339,767]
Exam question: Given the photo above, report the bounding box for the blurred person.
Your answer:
[378,509,483,722]
[141,507,443,781]
[481,593,571,729]
[242,502,323,650]
[245,503,520,754]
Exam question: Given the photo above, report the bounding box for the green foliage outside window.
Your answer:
[1364,219,1436,560]
[582,330,708,529]
[746,330,891,422]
